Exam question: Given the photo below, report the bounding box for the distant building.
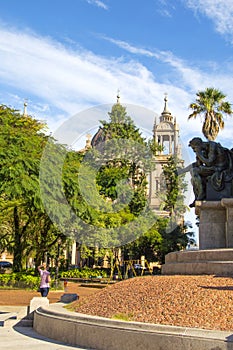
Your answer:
[148,95,182,214]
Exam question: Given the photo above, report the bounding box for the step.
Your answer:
[15,318,33,327]
[165,248,233,263]
[0,312,17,327]
[162,260,233,276]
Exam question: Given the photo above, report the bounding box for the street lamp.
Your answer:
[55,238,62,289]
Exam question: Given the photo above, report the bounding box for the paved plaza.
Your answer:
[0,283,99,349]
[0,306,92,350]
[0,325,90,350]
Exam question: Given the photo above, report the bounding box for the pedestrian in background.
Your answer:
[38,262,51,297]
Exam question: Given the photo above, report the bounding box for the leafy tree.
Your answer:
[27,213,64,270]
[95,102,151,216]
[0,105,51,270]
[75,102,192,264]
[188,87,233,140]
[0,101,194,272]
[56,102,159,260]
[0,105,67,271]
[148,138,163,156]
[0,106,78,271]
[124,224,162,262]
[162,155,187,217]
[101,102,145,144]
[0,196,14,254]
[158,156,194,263]
[157,219,195,264]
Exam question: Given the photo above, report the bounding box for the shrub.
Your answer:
[61,267,108,279]
[0,272,40,289]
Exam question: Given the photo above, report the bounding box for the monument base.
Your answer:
[162,199,233,275]
[195,199,233,249]
[161,248,233,276]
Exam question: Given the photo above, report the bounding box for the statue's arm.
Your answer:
[177,163,195,175]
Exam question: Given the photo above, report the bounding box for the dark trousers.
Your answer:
[40,287,49,297]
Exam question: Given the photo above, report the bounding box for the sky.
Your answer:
[1,0,233,238]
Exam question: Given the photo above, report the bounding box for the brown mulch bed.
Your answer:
[73,275,233,331]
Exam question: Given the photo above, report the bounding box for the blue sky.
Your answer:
[1,0,233,140]
[1,0,233,235]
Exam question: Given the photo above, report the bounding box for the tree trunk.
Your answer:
[13,206,23,272]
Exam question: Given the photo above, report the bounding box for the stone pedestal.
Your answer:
[161,249,233,276]
[221,198,233,247]
[28,297,49,314]
[195,201,226,249]
[23,297,50,325]
[195,199,233,249]
[162,199,233,275]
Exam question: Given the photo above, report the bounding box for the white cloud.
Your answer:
[185,0,233,42]
[102,36,233,95]
[0,27,187,123]
[1,25,233,152]
[86,0,108,10]
[103,36,233,145]
[157,0,175,17]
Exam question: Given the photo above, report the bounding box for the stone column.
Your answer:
[169,135,172,154]
[195,201,226,249]
[221,198,233,248]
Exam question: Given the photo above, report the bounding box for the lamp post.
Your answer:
[55,238,62,289]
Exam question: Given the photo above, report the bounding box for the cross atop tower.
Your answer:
[23,99,28,117]
[117,89,120,104]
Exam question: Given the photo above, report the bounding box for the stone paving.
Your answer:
[0,305,93,350]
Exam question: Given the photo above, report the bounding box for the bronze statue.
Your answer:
[179,137,233,207]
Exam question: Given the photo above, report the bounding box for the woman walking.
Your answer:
[38,262,51,297]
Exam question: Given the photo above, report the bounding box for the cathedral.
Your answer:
[148,95,182,213]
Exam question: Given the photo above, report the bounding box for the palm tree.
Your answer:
[188,87,233,140]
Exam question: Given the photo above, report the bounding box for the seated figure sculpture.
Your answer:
[179,137,233,207]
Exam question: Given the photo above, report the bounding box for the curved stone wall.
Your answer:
[33,304,233,350]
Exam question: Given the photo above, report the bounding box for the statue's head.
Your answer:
[188,137,203,148]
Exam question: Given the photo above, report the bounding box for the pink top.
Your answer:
[39,269,50,288]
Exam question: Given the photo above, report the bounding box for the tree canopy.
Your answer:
[0,105,64,271]
[0,102,193,271]
[188,87,233,140]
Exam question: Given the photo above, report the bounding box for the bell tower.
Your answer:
[148,95,182,212]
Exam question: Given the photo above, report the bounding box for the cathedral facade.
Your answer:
[148,96,182,213]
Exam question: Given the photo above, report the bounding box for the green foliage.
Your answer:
[148,138,164,156]
[59,102,155,248]
[61,267,108,278]
[0,105,66,271]
[124,216,195,265]
[101,103,145,143]
[96,162,130,201]
[0,105,47,203]
[0,272,40,289]
[95,103,150,216]
[156,218,195,264]
[0,101,193,271]
[0,105,50,271]
[162,155,187,216]
[188,87,233,140]
[124,223,162,262]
